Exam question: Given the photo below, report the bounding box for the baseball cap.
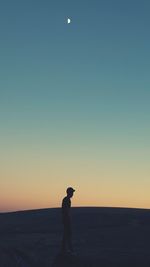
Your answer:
[66,187,75,194]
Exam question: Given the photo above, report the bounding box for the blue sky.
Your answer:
[0,0,150,211]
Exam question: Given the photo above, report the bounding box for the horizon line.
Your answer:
[1,205,150,214]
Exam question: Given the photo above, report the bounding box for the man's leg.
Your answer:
[66,224,73,252]
[61,225,67,253]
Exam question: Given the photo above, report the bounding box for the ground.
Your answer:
[0,207,150,266]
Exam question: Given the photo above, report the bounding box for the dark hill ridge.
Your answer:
[0,207,150,266]
[1,207,150,233]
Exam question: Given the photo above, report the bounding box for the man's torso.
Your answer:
[62,196,71,225]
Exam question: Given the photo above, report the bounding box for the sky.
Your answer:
[0,0,150,211]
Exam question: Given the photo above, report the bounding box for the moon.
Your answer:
[67,18,71,24]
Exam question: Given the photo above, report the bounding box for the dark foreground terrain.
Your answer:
[0,207,150,266]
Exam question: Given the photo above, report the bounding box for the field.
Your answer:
[0,207,150,266]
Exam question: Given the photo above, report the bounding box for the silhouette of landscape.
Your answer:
[0,207,150,266]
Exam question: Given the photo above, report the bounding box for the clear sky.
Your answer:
[0,0,150,211]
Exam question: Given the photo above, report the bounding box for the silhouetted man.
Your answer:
[61,187,75,254]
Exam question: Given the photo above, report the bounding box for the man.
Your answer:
[61,187,75,254]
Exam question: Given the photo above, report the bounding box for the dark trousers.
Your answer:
[62,222,73,252]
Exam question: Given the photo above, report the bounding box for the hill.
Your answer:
[0,207,150,266]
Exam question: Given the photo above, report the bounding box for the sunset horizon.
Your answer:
[1,0,150,212]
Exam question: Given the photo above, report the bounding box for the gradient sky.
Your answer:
[0,0,150,211]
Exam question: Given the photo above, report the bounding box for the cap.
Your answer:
[66,187,75,194]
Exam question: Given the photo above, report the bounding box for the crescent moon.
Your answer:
[67,18,71,24]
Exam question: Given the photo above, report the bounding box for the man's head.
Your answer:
[66,187,75,198]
